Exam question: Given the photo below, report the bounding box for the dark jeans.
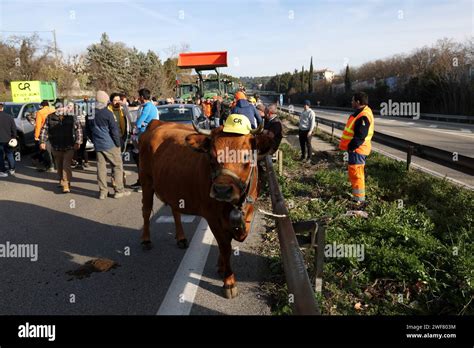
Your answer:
[75,138,89,165]
[0,143,15,172]
[34,141,53,169]
[298,130,313,159]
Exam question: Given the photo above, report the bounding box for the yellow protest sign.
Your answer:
[11,81,42,103]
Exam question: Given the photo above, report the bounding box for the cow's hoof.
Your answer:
[177,239,188,249]
[223,284,238,299]
[141,240,153,250]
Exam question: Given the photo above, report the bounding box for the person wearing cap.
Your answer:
[87,90,130,199]
[231,91,262,129]
[0,102,17,177]
[39,102,83,193]
[298,100,315,162]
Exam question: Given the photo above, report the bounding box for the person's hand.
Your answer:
[39,143,46,151]
[307,132,312,138]
[74,143,80,151]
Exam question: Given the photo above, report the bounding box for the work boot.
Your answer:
[99,192,108,200]
[130,181,142,192]
[62,183,71,193]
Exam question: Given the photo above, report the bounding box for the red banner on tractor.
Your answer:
[178,51,228,70]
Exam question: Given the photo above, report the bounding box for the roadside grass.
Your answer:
[261,139,473,315]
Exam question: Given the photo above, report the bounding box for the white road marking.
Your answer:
[420,128,474,139]
[157,218,214,315]
[428,125,438,128]
[461,129,472,133]
[380,130,403,136]
[156,215,196,223]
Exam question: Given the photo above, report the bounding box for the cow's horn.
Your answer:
[192,121,212,136]
[250,121,264,135]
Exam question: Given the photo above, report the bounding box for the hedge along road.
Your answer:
[0,154,271,315]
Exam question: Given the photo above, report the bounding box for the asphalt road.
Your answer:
[284,105,474,158]
[0,155,271,315]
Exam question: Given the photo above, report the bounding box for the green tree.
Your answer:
[344,65,352,93]
[309,56,314,92]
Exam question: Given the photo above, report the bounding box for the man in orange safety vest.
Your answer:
[338,92,374,207]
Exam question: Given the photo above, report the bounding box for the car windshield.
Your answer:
[3,105,22,118]
[158,106,193,122]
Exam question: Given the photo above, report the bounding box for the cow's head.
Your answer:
[186,121,273,205]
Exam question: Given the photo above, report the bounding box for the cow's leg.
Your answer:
[209,220,238,299]
[171,209,188,249]
[219,239,238,299]
[141,178,154,250]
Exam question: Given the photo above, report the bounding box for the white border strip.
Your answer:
[157,218,214,315]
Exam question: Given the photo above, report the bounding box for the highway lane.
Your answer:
[283,105,474,158]
[0,155,271,315]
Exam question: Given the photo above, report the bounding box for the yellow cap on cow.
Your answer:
[223,114,251,135]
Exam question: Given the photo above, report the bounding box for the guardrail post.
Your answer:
[406,145,414,171]
[331,123,335,142]
[316,119,319,132]
[311,222,326,294]
[278,150,283,175]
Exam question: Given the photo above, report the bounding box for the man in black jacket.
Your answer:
[262,104,283,155]
[40,102,83,193]
[0,102,17,177]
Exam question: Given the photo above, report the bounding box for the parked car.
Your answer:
[2,102,40,152]
[156,104,209,129]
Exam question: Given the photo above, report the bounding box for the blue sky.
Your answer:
[0,0,472,76]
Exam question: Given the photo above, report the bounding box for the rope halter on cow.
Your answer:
[192,121,264,232]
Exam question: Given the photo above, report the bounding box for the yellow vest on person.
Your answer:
[108,105,126,137]
[338,106,374,156]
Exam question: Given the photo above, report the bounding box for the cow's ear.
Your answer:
[253,134,274,155]
[185,134,211,153]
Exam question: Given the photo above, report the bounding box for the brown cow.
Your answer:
[139,120,273,298]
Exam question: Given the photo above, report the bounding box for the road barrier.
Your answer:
[281,106,474,176]
[286,103,474,124]
[264,155,320,315]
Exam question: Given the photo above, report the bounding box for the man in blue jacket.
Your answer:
[129,88,159,192]
[135,88,159,135]
[231,91,262,129]
[87,90,130,200]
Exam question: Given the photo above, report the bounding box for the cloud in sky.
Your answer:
[0,0,472,76]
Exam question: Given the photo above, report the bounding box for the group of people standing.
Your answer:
[295,92,375,206]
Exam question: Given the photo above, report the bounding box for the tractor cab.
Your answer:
[178,51,228,100]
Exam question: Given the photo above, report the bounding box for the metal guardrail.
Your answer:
[281,106,474,176]
[264,155,320,315]
[286,103,474,124]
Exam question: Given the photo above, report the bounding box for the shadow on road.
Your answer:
[0,200,270,315]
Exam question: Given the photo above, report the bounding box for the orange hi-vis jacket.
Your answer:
[34,106,56,139]
[338,106,375,156]
[203,102,212,117]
